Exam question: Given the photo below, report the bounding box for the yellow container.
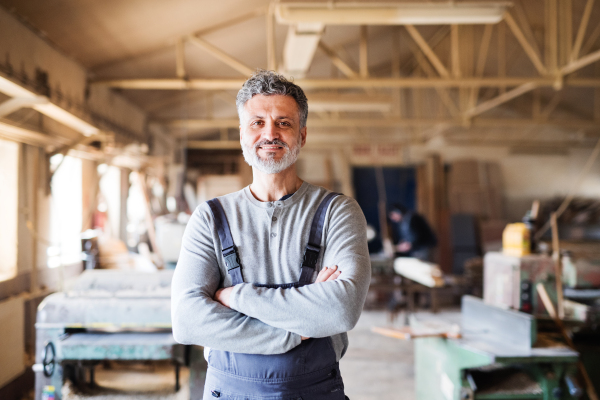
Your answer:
[502,223,531,257]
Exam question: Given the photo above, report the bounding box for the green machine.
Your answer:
[415,296,583,400]
[33,270,206,400]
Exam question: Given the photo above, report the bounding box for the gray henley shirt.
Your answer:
[171,182,371,360]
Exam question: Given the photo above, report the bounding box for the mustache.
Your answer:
[254,139,289,149]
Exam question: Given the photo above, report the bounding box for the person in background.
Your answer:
[388,203,437,261]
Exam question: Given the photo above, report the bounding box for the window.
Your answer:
[0,139,19,280]
[48,155,82,268]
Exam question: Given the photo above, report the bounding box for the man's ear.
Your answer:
[300,126,307,147]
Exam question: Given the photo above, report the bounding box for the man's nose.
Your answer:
[262,120,280,140]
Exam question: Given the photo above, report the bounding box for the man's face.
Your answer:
[240,94,306,174]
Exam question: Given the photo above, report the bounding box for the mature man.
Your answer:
[172,70,370,399]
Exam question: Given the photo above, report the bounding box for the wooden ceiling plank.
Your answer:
[267,3,277,71]
[468,24,494,110]
[513,0,543,61]
[580,22,600,58]
[92,77,600,90]
[571,0,595,61]
[360,26,369,78]
[91,7,267,72]
[408,41,459,117]
[504,12,548,75]
[540,91,562,120]
[405,25,450,78]
[164,116,600,130]
[546,0,558,72]
[193,6,267,37]
[176,38,187,79]
[562,48,600,75]
[451,25,461,78]
[464,82,538,118]
[317,42,359,78]
[188,35,254,77]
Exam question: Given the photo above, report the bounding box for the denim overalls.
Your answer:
[204,193,347,400]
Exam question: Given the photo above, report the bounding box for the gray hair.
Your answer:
[236,70,308,128]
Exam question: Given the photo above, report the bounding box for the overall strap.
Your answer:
[207,199,244,285]
[298,192,340,286]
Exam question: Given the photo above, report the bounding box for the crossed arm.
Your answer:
[215,265,342,340]
[171,197,370,354]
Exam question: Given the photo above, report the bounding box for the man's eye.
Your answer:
[252,121,263,126]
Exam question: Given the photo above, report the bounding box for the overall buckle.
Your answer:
[223,249,241,272]
[301,248,319,269]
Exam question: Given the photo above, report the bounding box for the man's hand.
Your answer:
[315,265,341,283]
[214,287,234,308]
[215,266,341,339]
[396,242,412,252]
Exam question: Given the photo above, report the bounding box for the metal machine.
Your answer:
[33,270,205,400]
[415,296,582,400]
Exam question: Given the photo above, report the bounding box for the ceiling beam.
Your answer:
[570,0,595,62]
[0,96,47,118]
[91,77,600,90]
[317,42,358,78]
[405,25,450,78]
[91,7,267,72]
[561,48,600,75]
[162,116,600,130]
[0,75,100,136]
[464,82,537,118]
[0,121,71,148]
[504,12,548,75]
[187,35,254,77]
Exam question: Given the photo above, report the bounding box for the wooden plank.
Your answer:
[92,76,600,90]
[570,0,593,61]
[546,0,558,72]
[498,20,507,93]
[188,36,254,77]
[550,212,565,319]
[464,82,538,118]
[562,48,600,75]
[405,25,450,78]
[318,42,358,78]
[505,13,548,75]
[359,25,369,78]
[536,284,599,400]
[580,21,600,57]
[266,3,277,70]
[176,38,186,79]
[451,25,461,78]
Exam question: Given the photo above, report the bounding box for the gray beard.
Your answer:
[242,138,301,174]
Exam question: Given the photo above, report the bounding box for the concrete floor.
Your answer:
[58,310,425,400]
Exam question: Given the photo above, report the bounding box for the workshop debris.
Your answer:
[393,257,444,288]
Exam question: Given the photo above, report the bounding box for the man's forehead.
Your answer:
[243,94,299,117]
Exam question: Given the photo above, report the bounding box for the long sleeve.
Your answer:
[171,206,302,354]
[228,197,371,338]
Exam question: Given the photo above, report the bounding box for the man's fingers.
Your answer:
[326,270,342,281]
[315,265,338,283]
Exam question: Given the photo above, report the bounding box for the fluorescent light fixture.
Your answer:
[0,75,100,136]
[283,23,324,77]
[276,2,512,25]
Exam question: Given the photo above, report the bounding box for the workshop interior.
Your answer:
[1,0,600,399]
